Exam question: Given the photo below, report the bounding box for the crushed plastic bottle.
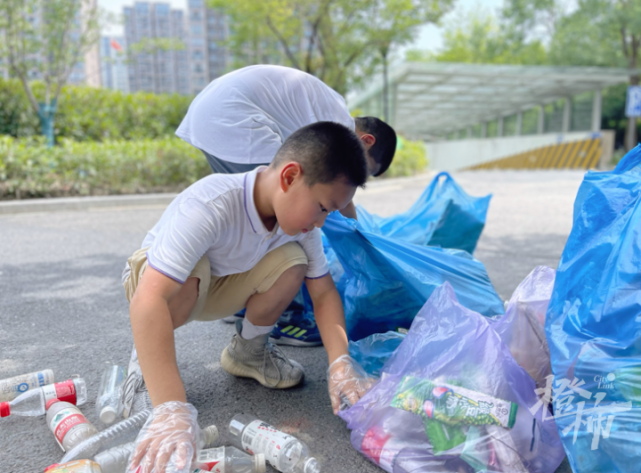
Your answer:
[47,399,99,452]
[229,414,320,473]
[93,425,219,473]
[44,460,102,473]
[0,369,55,402]
[0,378,87,417]
[96,365,126,425]
[197,446,266,473]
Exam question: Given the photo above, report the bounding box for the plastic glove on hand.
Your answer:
[328,355,373,415]
[128,401,199,473]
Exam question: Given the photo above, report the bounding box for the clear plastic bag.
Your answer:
[348,331,406,378]
[492,266,554,389]
[339,282,565,473]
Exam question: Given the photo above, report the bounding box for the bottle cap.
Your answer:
[45,398,61,411]
[202,425,219,446]
[100,405,118,424]
[44,465,59,472]
[0,402,10,418]
[254,453,266,473]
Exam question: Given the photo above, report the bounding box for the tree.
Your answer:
[367,0,454,121]
[209,0,450,96]
[0,0,100,146]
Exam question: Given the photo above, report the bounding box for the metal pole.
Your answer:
[516,112,523,136]
[538,105,545,134]
[497,116,504,137]
[562,97,571,134]
[591,89,602,132]
[481,121,487,138]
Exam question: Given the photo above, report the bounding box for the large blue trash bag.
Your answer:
[322,211,504,341]
[340,282,566,473]
[545,145,641,472]
[355,172,491,253]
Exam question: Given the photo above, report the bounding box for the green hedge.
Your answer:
[383,138,428,178]
[0,136,210,199]
[0,78,192,141]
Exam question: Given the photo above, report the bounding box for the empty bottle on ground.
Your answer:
[197,446,266,473]
[44,460,102,473]
[0,369,54,402]
[47,399,99,452]
[97,365,126,425]
[90,424,219,472]
[229,414,320,473]
[0,378,87,417]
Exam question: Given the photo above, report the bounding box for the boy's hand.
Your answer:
[128,401,199,473]
[327,355,373,414]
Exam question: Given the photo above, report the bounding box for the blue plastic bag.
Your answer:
[322,211,504,341]
[349,331,406,378]
[355,172,491,253]
[545,145,641,472]
[340,282,566,473]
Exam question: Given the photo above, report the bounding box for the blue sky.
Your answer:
[100,0,506,54]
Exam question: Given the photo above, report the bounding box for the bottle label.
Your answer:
[0,370,55,402]
[241,420,294,468]
[50,406,89,444]
[361,427,402,473]
[43,380,77,405]
[45,460,100,473]
[197,447,224,472]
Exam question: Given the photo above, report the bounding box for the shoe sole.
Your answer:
[222,315,243,324]
[269,336,323,347]
[220,347,304,389]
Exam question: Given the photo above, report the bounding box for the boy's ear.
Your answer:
[280,162,303,192]
[360,133,376,150]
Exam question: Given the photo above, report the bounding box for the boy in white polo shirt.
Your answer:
[176,65,397,347]
[122,122,371,472]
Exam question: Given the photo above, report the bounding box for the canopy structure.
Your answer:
[349,62,639,141]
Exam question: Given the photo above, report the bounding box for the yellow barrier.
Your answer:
[465,137,603,170]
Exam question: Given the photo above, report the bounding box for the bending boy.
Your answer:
[122,122,371,472]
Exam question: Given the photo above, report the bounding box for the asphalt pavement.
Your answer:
[0,170,584,472]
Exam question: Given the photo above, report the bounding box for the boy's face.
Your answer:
[274,163,356,236]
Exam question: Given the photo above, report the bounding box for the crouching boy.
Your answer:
[121,122,371,472]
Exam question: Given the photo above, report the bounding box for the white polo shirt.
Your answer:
[176,65,355,165]
[125,167,329,284]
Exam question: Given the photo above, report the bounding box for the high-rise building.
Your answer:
[186,0,228,95]
[100,36,129,93]
[123,1,189,95]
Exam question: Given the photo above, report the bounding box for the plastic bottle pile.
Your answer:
[0,368,320,473]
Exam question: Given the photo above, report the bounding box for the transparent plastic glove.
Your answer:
[127,401,199,473]
[327,354,373,415]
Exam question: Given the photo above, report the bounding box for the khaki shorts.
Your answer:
[123,242,308,323]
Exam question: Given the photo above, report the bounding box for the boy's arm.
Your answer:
[305,274,371,413]
[129,266,187,405]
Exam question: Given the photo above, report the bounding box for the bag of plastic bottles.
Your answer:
[355,172,491,253]
[339,282,565,473]
[322,211,504,341]
[492,266,554,390]
[545,145,641,472]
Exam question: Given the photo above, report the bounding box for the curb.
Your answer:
[0,193,177,215]
[0,172,435,215]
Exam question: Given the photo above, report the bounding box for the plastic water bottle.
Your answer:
[0,378,87,417]
[46,399,99,452]
[197,446,266,473]
[97,365,126,425]
[229,414,320,473]
[93,425,220,473]
[0,369,54,402]
[44,460,102,473]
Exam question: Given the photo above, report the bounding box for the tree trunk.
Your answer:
[626,74,639,151]
[382,50,389,123]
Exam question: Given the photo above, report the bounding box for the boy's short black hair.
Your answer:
[354,116,397,177]
[272,121,367,187]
